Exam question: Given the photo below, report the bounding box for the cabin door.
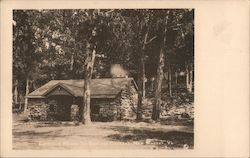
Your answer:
[48,96,73,121]
[90,99,101,121]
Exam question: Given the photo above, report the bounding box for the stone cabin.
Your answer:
[27,77,138,121]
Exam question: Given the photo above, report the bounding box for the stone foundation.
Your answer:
[28,103,50,121]
[141,98,194,119]
[70,104,80,121]
[90,98,120,122]
[120,85,138,119]
[99,105,118,121]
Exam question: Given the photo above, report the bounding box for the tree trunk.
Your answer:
[186,63,190,91]
[142,61,145,99]
[136,57,144,120]
[164,71,168,83]
[136,31,148,120]
[82,42,96,125]
[136,82,143,120]
[150,77,154,92]
[168,63,172,97]
[136,53,145,120]
[152,13,169,121]
[175,71,178,85]
[186,63,193,93]
[24,78,29,112]
[152,48,165,121]
[189,64,193,93]
[14,80,18,106]
[70,53,75,79]
[70,53,74,71]
[19,94,22,110]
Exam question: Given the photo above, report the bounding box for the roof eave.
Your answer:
[91,94,117,98]
[26,96,47,99]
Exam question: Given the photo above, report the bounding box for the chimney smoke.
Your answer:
[110,64,128,78]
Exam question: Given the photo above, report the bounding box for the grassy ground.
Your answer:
[13,114,194,150]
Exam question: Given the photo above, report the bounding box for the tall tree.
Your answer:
[152,11,170,121]
[135,10,150,120]
[121,10,157,120]
[82,42,96,124]
[13,10,43,111]
[13,9,194,122]
[79,9,126,124]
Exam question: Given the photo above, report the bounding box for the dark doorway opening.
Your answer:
[90,99,100,121]
[48,96,73,121]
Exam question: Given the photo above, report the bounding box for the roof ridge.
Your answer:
[45,83,77,97]
[27,77,138,98]
[62,82,83,88]
[50,77,133,81]
[92,77,133,79]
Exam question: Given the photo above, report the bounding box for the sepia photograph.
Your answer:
[12,9,194,150]
[1,0,249,157]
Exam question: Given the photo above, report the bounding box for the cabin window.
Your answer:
[49,104,55,112]
[91,105,100,114]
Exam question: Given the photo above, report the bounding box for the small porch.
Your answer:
[44,83,82,121]
[47,95,82,121]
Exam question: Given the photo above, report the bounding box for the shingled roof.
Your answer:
[27,77,137,99]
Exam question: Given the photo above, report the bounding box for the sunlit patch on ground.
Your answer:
[13,119,193,150]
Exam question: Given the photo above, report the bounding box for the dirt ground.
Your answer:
[13,114,194,150]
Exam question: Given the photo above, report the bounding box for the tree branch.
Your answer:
[105,9,115,14]
[145,36,157,45]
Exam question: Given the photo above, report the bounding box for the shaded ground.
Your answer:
[13,114,193,150]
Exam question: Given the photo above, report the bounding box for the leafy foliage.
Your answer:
[13,9,194,108]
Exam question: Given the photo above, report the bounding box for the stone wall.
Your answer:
[89,84,138,121]
[70,104,80,121]
[141,98,194,120]
[120,85,138,119]
[28,98,71,121]
[88,84,138,121]
[99,104,118,121]
[91,98,119,122]
[161,103,194,120]
[29,101,81,122]
[28,99,48,121]
[28,103,50,121]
